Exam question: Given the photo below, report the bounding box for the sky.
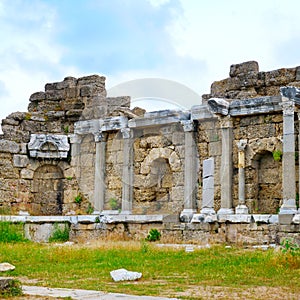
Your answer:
[0,0,300,123]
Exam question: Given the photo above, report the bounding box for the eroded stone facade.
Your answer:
[0,61,300,239]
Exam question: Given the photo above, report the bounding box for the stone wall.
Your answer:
[203,60,300,101]
[1,60,300,226]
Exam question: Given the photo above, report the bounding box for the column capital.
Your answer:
[237,139,247,151]
[181,120,195,132]
[280,100,295,116]
[69,134,82,144]
[94,131,107,143]
[219,115,233,128]
[121,127,133,139]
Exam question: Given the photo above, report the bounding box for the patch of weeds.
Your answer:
[75,194,83,204]
[140,239,150,253]
[86,203,94,214]
[109,198,120,210]
[281,239,300,256]
[0,279,23,297]
[0,222,27,243]
[272,150,282,162]
[146,228,161,242]
[95,216,100,223]
[66,176,73,180]
[49,223,70,243]
[63,125,69,134]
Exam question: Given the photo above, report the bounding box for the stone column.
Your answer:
[69,134,82,179]
[279,98,297,214]
[235,139,249,214]
[93,132,107,213]
[298,110,300,213]
[180,120,197,222]
[121,128,134,214]
[218,116,234,214]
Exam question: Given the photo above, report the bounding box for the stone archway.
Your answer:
[32,164,64,215]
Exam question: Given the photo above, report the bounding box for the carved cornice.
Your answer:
[181,120,195,132]
[280,100,295,116]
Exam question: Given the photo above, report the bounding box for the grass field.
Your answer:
[1,239,300,299]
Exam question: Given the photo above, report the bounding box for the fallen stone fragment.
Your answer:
[0,263,15,272]
[110,268,142,282]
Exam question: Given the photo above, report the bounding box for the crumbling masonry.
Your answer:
[1,61,300,244]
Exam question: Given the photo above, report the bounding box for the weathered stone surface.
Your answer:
[0,140,19,153]
[110,268,142,282]
[13,154,29,168]
[0,263,15,272]
[230,61,259,77]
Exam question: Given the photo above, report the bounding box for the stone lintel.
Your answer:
[229,96,281,116]
[100,116,128,131]
[74,119,101,135]
[217,214,252,223]
[191,104,215,121]
[128,110,189,129]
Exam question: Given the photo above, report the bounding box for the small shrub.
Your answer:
[272,150,282,162]
[66,176,73,180]
[0,279,23,297]
[75,194,83,204]
[0,222,26,243]
[281,239,300,256]
[146,228,161,242]
[49,223,70,243]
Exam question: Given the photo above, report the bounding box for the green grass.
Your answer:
[0,242,299,299]
[0,222,27,242]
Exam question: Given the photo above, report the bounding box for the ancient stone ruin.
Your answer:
[1,61,300,244]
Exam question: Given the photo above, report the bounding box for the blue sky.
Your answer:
[0,0,300,122]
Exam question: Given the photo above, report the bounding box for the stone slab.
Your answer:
[202,158,214,178]
[217,214,253,223]
[191,105,215,120]
[23,285,178,300]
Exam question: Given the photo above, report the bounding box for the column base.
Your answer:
[180,209,197,223]
[217,208,234,215]
[200,207,216,215]
[235,205,249,214]
[279,200,297,215]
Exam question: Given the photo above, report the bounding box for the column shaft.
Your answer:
[121,128,134,214]
[218,117,234,214]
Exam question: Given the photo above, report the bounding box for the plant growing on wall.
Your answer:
[74,194,83,204]
[109,198,119,210]
[272,150,282,162]
[146,228,161,242]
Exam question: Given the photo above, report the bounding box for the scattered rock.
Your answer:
[110,268,142,282]
[0,263,15,272]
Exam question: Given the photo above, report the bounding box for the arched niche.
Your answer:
[32,164,64,215]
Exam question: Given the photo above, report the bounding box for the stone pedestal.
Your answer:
[235,139,249,214]
[121,128,134,214]
[93,132,107,212]
[180,121,197,222]
[218,117,234,215]
[279,92,297,214]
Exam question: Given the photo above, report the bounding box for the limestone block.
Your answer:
[20,169,33,180]
[0,140,19,153]
[208,141,221,156]
[0,263,15,272]
[13,154,29,168]
[264,68,296,86]
[170,186,184,201]
[229,61,259,77]
[172,132,185,145]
